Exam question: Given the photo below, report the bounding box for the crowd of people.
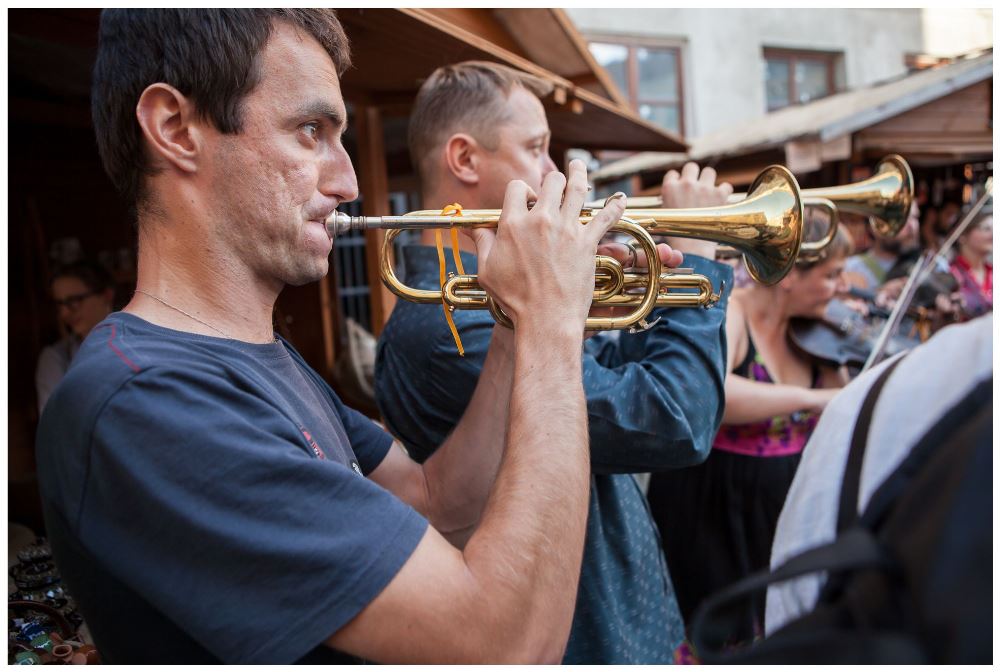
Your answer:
[30,9,990,664]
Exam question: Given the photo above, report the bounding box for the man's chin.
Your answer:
[284,260,330,287]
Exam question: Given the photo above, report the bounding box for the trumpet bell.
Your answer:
[800,154,914,238]
[620,165,804,285]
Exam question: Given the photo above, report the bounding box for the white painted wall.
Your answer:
[920,8,994,56]
[566,8,992,138]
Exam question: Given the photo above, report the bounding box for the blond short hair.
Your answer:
[408,61,553,190]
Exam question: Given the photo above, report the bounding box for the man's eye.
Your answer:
[302,122,320,139]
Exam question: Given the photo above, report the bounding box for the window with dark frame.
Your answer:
[764,47,840,111]
[588,39,684,136]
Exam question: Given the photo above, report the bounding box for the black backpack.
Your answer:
[689,357,993,664]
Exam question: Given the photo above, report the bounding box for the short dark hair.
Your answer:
[92,9,351,216]
[408,61,554,191]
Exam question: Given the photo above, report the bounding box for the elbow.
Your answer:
[668,416,718,468]
[462,594,571,663]
[685,436,713,466]
[689,409,724,466]
[495,631,567,664]
[451,625,566,664]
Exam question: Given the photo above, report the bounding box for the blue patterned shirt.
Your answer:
[374,245,731,663]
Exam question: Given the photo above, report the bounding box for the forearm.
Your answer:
[588,256,731,471]
[722,373,816,424]
[421,326,515,544]
[335,327,589,662]
[461,325,590,661]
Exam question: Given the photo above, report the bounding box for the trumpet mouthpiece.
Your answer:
[326,211,369,237]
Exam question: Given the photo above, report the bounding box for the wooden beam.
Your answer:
[354,102,396,336]
[549,9,632,109]
[318,274,337,378]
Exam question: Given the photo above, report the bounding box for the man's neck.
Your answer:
[126,219,280,344]
[418,188,485,254]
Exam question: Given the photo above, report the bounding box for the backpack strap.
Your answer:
[859,375,992,529]
[836,354,905,533]
[688,365,991,664]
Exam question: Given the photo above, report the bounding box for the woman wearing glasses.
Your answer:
[36,261,116,412]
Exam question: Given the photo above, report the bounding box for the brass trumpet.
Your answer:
[589,154,914,244]
[326,165,804,331]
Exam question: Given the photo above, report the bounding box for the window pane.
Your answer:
[639,103,680,134]
[636,47,678,100]
[589,42,630,97]
[795,59,830,104]
[765,58,790,110]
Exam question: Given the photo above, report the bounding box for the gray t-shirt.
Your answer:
[766,315,993,633]
[37,312,428,663]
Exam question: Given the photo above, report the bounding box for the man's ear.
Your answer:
[135,83,203,175]
[442,133,481,187]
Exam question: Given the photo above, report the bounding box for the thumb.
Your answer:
[587,192,626,244]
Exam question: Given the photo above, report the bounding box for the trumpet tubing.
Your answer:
[584,155,913,244]
[325,165,805,331]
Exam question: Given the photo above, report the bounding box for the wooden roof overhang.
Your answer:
[338,8,687,153]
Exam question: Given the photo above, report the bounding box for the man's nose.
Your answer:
[319,145,359,204]
[542,153,558,176]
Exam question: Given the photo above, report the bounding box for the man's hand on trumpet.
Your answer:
[586,240,683,327]
[597,240,683,272]
[660,162,733,260]
[464,159,626,333]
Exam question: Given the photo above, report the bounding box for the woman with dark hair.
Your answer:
[35,261,115,411]
[949,205,992,319]
[647,213,854,643]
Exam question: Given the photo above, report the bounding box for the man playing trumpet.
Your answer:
[375,60,736,664]
[37,10,632,664]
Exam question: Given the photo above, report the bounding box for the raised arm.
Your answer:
[569,162,736,472]
[719,298,836,424]
[369,324,515,547]
[332,161,624,662]
[373,241,684,542]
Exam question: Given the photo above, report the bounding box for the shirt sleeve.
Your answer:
[375,305,496,463]
[77,366,428,664]
[327,390,394,474]
[378,256,731,476]
[581,255,732,473]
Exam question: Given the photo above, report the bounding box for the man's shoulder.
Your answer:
[67,315,239,384]
[41,314,261,434]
